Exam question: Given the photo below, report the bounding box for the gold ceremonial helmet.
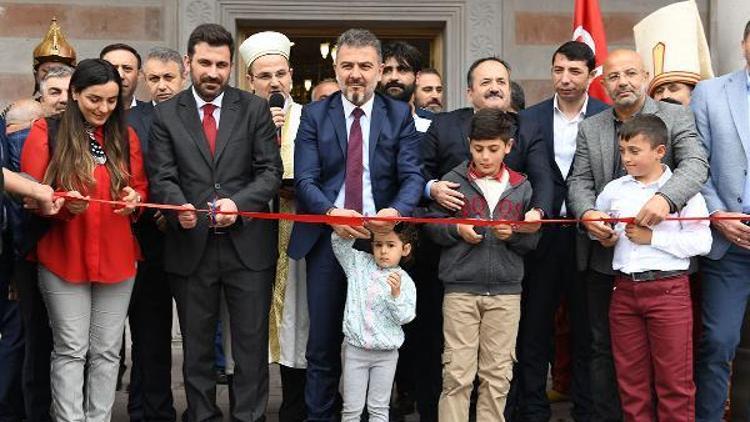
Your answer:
[33,17,76,70]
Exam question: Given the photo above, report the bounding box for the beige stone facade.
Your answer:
[0,0,747,109]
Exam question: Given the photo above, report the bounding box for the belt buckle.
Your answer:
[629,271,653,282]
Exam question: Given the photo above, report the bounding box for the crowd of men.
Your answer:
[1,5,750,422]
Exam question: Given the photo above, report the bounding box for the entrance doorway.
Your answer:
[237,21,444,104]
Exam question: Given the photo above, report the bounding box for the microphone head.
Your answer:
[269,93,285,108]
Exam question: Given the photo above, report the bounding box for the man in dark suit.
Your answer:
[422,57,553,217]
[415,56,554,421]
[414,68,443,114]
[288,28,423,422]
[0,115,24,422]
[378,41,433,129]
[147,24,282,422]
[10,67,72,422]
[101,42,147,393]
[100,43,144,110]
[376,40,431,419]
[513,41,608,422]
[127,46,186,422]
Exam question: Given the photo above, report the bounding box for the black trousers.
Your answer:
[279,365,306,422]
[304,233,346,422]
[411,237,443,422]
[0,255,24,422]
[14,260,52,422]
[128,249,176,422]
[394,318,417,403]
[586,270,622,421]
[171,234,272,422]
[513,225,592,421]
[393,260,419,413]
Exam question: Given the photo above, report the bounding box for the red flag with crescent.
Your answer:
[573,0,611,104]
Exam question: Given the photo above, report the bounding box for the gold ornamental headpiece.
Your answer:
[33,17,77,69]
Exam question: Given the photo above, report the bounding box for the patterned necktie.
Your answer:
[345,107,364,213]
[202,103,217,156]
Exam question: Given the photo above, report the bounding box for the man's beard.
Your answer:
[194,74,226,101]
[422,103,442,113]
[380,81,415,103]
[417,98,443,113]
[344,89,366,106]
[613,90,641,108]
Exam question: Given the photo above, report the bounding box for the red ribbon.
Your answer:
[53,193,745,226]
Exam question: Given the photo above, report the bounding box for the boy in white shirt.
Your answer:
[594,114,711,422]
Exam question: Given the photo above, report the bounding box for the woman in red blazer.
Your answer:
[21,58,147,422]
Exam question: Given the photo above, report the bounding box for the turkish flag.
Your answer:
[572,0,611,104]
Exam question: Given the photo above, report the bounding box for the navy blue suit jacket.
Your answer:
[127,101,165,261]
[128,101,155,154]
[288,92,424,259]
[519,97,608,217]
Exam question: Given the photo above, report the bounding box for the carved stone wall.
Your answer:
[175,0,724,107]
[0,0,177,107]
[178,0,503,108]
[467,0,503,61]
[199,0,479,110]
[179,0,216,54]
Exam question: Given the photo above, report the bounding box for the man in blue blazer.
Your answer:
[691,20,750,421]
[512,41,608,422]
[288,28,423,421]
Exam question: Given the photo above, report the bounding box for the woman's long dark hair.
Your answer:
[44,58,130,198]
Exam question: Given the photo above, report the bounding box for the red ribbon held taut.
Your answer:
[52,193,747,226]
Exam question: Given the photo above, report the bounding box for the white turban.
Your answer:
[239,31,293,69]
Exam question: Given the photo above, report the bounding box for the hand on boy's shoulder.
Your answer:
[431,180,464,212]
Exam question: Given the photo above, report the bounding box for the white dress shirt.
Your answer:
[192,86,224,128]
[595,166,712,274]
[413,114,431,133]
[333,94,376,217]
[553,94,588,216]
[474,170,510,217]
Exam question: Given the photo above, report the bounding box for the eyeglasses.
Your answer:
[604,69,642,83]
[252,70,289,82]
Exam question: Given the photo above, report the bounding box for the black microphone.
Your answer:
[269,93,285,146]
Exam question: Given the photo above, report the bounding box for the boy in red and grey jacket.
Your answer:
[425,108,539,422]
